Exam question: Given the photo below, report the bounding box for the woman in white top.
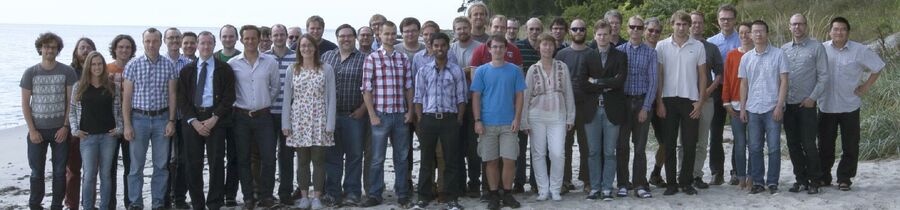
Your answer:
[520,33,576,201]
[281,34,336,209]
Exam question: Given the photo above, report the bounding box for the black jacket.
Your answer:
[578,47,628,125]
[177,58,236,124]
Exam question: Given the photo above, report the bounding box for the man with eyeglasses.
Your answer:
[287,27,302,51]
[513,17,543,193]
[395,17,426,64]
[550,18,569,51]
[554,19,595,194]
[614,15,658,199]
[706,3,739,186]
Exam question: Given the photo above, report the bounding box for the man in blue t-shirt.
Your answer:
[470,35,526,210]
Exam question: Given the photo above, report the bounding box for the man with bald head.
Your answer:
[780,13,828,194]
[512,17,543,193]
[554,18,595,194]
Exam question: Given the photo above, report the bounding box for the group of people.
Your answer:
[21,2,885,210]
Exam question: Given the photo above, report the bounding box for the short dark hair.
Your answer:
[739,21,753,30]
[551,17,568,30]
[718,3,738,17]
[109,34,136,59]
[423,21,440,32]
[488,34,508,47]
[197,31,216,42]
[34,32,63,55]
[143,27,162,39]
[382,21,397,33]
[400,17,421,31]
[239,25,260,39]
[453,16,471,28]
[335,24,357,38]
[830,16,851,31]
[671,10,691,24]
[751,20,769,33]
[307,15,325,28]
[259,26,272,38]
[219,24,237,36]
[429,32,451,46]
[183,31,197,39]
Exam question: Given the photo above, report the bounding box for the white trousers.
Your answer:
[528,119,567,195]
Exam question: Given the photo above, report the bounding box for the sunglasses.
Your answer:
[629,25,645,30]
[288,35,299,40]
[570,27,586,32]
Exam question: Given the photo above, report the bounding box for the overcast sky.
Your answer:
[2,0,466,29]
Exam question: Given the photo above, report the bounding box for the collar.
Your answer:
[198,56,215,68]
[828,40,850,51]
[753,44,773,55]
[791,36,811,47]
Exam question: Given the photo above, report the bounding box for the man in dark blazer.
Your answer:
[579,19,628,201]
[176,31,236,210]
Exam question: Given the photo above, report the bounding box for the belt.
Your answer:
[424,112,457,120]
[133,108,168,116]
[196,106,214,113]
[627,94,646,99]
[234,107,269,118]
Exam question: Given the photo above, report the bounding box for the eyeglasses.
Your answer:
[570,27,586,33]
[489,45,506,49]
[647,29,661,34]
[288,36,299,40]
[628,25,645,30]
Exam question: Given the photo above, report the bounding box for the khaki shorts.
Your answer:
[478,125,519,161]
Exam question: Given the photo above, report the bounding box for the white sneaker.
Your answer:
[310,198,324,210]
[551,193,562,201]
[296,197,311,209]
[536,192,550,201]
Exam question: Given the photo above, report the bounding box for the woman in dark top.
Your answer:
[68,51,122,210]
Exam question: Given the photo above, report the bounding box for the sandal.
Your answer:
[838,183,851,191]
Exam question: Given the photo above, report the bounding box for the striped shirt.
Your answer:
[264,49,297,114]
[123,54,178,111]
[414,61,468,113]
[322,49,366,115]
[515,39,540,72]
[617,42,659,110]
[361,48,413,113]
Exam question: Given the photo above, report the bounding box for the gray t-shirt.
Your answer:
[394,42,426,62]
[450,40,482,68]
[20,62,77,129]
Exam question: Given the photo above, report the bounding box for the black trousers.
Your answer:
[783,104,823,185]
[617,96,651,189]
[165,120,188,205]
[709,94,726,176]
[461,102,482,190]
[564,123,589,185]
[233,112,277,202]
[223,115,239,201]
[108,137,130,209]
[272,113,294,201]
[818,109,860,185]
[416,113,464,200]
[182,112,226,209]
[661,97,700,188]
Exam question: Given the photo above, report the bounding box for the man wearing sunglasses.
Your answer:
[554,19,594,194]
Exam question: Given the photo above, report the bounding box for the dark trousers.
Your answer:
[166,121,188,205]
[28,128,69,210]
[416,113,464,200]
[64,136,80,210]
[223,116,239,201]
[784,104,823,185]
[616,96,651,189]
[182,112,226,210]
[516,131,529,187]
[818,109,860,185]
[108,138,131,209]
[661,97,700,187]
[233,112,277,202]
[461,102,482,191]
[564,123,589,185]
[709,94,727,176]
[272,113,294,201]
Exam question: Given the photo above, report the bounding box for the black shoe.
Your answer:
[511,185,525,194]
[359,197,381,207]
[243,200,256,210]
[788,183,808,193]
[682,186,698,195]
[487,193,501,210]
[343,195,360,207]
[711,173,725,185]
[768,185,779,194]
[663,187,679,195]
[411,199,429,209]
[649,174,667,188]
[398,197,412,209]
[749,185,766,194]
[257,198,278,208]
[320,195,338,207]
[479,193,490,202]
[808,185,820,194]
[586,191,601,200]
[728,170,739,185]
[601,191,614,201]
[561,182,575,195]
[501,192,521,208]
[466,184,481,198]
[446,200,463,210]
[224,199,238,207]
[693,177,709,189]
[173,201,190,209]
[838,182,852,191]
[128,206,142,210]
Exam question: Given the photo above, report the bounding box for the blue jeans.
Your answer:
[28,128,69,210]
[748,110,782,186]
[80,134,117,210]
[233,112,277,202]
[730,115,749,179]
[366,112,411,201]
[128,112,171,208]
[584,108,619,192]
[325,115,367,200]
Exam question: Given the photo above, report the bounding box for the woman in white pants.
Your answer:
[521,33,576,201]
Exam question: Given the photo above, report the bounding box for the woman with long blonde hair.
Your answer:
[68,51,122,209]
